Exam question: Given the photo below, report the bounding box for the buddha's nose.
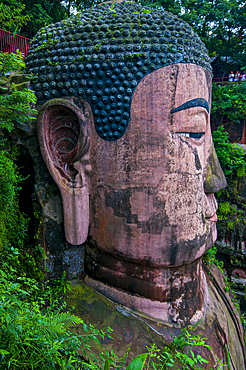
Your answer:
[204,144,227,194]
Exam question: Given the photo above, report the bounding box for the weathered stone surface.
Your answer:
[87,64,224,268]
[67,265,245,369]
[13,129,84,280]
[37,99,91,245]
[35,63,228,326]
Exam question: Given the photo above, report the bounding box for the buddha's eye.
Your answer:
[178,132,204,139]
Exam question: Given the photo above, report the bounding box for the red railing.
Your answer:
[213,76,229,82]
[0,29,32,56]
[213,76,246,83]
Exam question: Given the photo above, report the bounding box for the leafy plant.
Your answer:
[210,126,246,250]
[0,51,37,132]
[212,83,246,125]
[126,52,144,59]
[0,262,114,369]
[0,0,30,32]
[125,329,225,370]
[212,126,246,177]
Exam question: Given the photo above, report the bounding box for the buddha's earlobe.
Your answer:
[37,98,90,245]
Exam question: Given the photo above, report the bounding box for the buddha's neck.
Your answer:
[85,244,206,325]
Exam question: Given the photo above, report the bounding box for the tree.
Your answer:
[179,0,246,75]
[0,0,67,38]
[140,0,246,76]
[0,50,36,247]
[212,126,246,250]
[22,0,67,37]
[212,82,246,127]
[0,51,36,131]
[0,0,29,32]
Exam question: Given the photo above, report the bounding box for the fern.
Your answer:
[39,313,83,336]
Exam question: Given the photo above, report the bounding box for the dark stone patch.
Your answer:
[138,212,169,235]
[85,242,201,303]
[105,187,169,234]
[169,231,209,266]
[194,148,202,170]
[45,218,84,280]
[105,188,131,219]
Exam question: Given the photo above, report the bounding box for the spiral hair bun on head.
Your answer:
[26,1,211,141]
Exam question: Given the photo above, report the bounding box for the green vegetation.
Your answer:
[0,249,118,369]
[0,51,36,250]
[211,82,246,249]
[0,51,36,132]
[0,270,222,370]
[125,329,224,369]
[211,126,246,249]
[212,82,246,127]
[0,0,30,32]
[212,126,245,177]
[1,0,246,74]
[126,52,144,60]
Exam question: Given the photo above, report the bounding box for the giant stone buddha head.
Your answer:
[26,1,227,324]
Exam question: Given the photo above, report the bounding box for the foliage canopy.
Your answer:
[1,0,246,75]
[0,0,29,32]
[212,82,246,124]
[140,0,246,74]
[212,125,246,250]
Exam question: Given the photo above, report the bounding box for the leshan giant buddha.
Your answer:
[25,2,245,367]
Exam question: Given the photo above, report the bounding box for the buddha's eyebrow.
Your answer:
[171,98,209,114]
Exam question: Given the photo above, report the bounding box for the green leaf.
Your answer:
[126,353,148,370]
[0,349,9,356]
[197,355,209,364]
[236,165,245,178]
[104,353,109,370]
[83,323,88,332]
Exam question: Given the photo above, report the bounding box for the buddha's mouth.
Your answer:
[206,212,218,222]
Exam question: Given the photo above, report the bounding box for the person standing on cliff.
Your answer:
[229,71,234,81]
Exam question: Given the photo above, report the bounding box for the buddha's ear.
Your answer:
[37,98,91,245]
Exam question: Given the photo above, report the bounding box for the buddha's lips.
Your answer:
[207,213,218,222]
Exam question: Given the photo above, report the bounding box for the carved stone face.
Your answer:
[38,63,226,311]
[87,63,226,267]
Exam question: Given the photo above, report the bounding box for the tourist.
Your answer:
[241,71,246,81]
[234,70,240,81]
[229,71,234,81]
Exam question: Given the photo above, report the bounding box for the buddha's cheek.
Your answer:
[155,135,207,241]
[157,172,207,241]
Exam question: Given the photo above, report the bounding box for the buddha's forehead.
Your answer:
[133,64,210,103]
[25,1,211,141]
[175,64,210,103]
[130,64,210,135]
